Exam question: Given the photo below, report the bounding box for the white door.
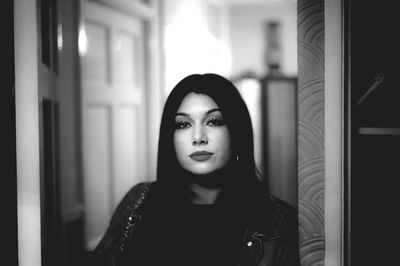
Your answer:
[80,0,148,249]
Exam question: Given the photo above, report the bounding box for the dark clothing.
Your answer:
[90,182,300,266]
[120,200,245,266]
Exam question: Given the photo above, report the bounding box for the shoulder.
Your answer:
[119,182,153,207]
[267,196,300,265]
[91,181,154,262]
[110,181,153,223]
[269,196,298,236]
[255,193,298,239]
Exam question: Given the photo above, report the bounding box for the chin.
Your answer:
[184,164,218,176]
[185,165,229,187]
[187,168,215,176]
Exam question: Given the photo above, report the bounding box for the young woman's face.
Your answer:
[174,92,232,175]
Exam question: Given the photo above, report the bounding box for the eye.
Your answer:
[175,121,191,129]
[206,118,225,127]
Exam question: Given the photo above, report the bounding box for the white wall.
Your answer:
[229,2,297,78]
[162,0,231,95]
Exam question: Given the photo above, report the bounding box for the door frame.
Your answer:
[15,0,42,264]
[324,0,345,265]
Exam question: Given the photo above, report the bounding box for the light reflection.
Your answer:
[78,26,88,56]
[57,23,63,50]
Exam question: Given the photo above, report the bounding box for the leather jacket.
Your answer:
[90,182,300,266]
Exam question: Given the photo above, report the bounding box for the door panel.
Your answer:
[81,0,147,249]
[84,106,112,247]
[114,31,139,85]
[113,106,142,204]
[82,22,109,84]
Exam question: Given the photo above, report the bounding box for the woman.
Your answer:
[91,73,300,266]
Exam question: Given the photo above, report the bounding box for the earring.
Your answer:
[236,155,239,161]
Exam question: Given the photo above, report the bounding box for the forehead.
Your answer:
[177,92,219,113]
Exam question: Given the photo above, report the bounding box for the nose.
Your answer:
[192,125,208,145]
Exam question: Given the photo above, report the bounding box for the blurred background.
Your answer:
[14,0,400,265]
[25,0,297,264]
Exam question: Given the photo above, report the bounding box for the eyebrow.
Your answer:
[175,108,221,117]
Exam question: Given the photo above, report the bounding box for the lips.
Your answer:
[189,151,213,161]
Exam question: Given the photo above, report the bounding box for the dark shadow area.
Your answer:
[2,1,18,265]
[349,0,400,265]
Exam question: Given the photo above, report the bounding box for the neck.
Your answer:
[182,162,235,204]
[188,182,222,205]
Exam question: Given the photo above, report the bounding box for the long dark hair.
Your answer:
[156,73,266,207]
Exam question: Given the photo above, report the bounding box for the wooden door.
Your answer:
[80,0,148,249]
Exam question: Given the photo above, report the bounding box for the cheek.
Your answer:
[173,132,188,157]
[215,130,231,158]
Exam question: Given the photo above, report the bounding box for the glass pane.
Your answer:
[82,22,109,84]
[114,32,137,86]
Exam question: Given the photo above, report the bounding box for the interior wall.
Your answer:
[162,0,231,95]
[297,0,325,265]
[229,2,297,78]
